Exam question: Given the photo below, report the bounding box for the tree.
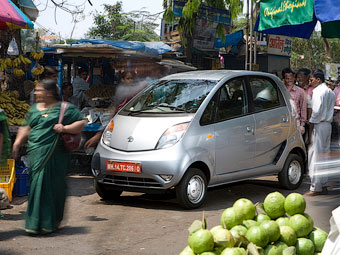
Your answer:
[86,1,159,41]
[290,33,340,71]
[163,0,244,63]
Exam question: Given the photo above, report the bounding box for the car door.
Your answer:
[213,77,256,175]
[248,76,290,168]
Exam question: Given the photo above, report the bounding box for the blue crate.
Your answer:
[13,167,29,196]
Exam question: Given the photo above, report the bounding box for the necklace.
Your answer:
[41,107,52,118]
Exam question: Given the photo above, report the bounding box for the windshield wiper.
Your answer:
[149,103,189,112]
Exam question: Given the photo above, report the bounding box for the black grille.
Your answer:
[103,175,162,187]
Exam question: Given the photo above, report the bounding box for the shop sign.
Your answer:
[193,19,218,50]
[172,0,231,25]
[258,0,314,31]
[267,34,292,56]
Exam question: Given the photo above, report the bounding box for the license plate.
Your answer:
[106,160,141,173]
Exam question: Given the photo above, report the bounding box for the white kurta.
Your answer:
[308,83,335,192]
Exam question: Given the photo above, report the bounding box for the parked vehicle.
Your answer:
[92,70,306,209]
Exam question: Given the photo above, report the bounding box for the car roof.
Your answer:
[161,70,276,81]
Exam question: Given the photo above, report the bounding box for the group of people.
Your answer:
[281,67,339,196]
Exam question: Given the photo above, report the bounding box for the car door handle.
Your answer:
[246,126,254,134]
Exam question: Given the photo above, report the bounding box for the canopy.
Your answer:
[0,0,34,30]
[256,0,340,39]
[70,39,172,55]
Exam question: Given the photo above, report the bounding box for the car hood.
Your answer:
[107,114,194,151]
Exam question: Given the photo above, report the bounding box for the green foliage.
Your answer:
[163,0,244,47]
[86,1,159,41]
[291,32,340,71]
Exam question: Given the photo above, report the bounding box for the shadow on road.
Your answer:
[87,177,313,212]
[1,210,25,221]
[67,176,96,197]
[0,226,89,241]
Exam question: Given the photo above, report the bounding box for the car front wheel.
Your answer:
[176,168,207,209]
[278,153,304,189]
[94,179,122,200]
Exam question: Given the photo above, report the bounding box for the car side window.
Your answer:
[216,78,247,121]
[200,93,218,125]
[249,77,281,111]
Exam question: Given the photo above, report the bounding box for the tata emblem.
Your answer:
[127,136,134,143]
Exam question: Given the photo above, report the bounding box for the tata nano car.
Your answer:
[92,70,306,209]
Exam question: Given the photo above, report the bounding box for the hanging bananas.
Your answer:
[13,68,25,76]
[31,65,44,76]
[30,50,44,60]
[0,91,30,126]
[0,55,31,73]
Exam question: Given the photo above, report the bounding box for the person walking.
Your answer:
[12,79,85,234]
[306,69,335,196]
[282,68,307,135]
[296,68,313,144]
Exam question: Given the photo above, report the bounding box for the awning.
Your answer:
[214,30,243,48]
[70,39,172,55]
[314,0,340,38]
[255,0,340,39]
[254,13,317,39]
[0,0,34,30]
[18,0,39,22]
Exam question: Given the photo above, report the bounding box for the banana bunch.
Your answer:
[30,50,44,60]
[31,65,44,76]
[0,59,6,72]
[0,92,30,126]
[13,68,25,76]
[19,55,31,65]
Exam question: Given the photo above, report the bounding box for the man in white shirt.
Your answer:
[306,69,335,195]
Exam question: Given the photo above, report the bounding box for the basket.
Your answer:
[0,159,15,202]
[13,167,29,196]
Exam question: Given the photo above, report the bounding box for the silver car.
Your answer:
[92,70,306,208]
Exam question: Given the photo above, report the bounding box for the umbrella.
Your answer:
[0,0,34,30]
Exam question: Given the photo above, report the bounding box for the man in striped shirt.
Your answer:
[282,68,307,135]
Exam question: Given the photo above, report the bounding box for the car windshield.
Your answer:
[121,79,217,114]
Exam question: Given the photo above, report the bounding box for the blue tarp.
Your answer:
[70,39,172,55]
[314,0,340,23]
[214,30,243,48]
[254,13,317,39]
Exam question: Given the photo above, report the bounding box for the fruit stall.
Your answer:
[180,192,329,255]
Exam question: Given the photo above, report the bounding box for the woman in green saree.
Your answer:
[12,79,85,235]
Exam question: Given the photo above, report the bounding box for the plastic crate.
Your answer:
[0,159,15,202]
[13,167,29,196]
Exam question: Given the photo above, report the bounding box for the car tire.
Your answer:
[278,153,304,190]
[94,179,122,200]
[176,168,207,209]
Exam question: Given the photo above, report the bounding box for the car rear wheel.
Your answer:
[94,179,122,200]
[176,168,207,209]
[278,153,304,190]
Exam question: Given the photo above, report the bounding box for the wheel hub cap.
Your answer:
[288,160,302,185]
[187,175,205,204]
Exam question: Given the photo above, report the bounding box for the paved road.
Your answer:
[0,175,339,255]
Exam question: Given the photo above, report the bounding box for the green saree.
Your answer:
[24,103,83,234]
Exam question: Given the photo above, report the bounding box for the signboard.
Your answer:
[193,19,218,50]
[325,63,340,81]
[258,0,314,31]
[267,34,292,56]
[173,0,231,25]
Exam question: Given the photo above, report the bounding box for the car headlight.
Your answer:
[102,120,114,146]
[156,122,189,149]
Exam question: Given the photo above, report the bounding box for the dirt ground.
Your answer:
[0,174,339,255]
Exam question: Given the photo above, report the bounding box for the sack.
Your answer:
[61,133,81,152]
[59,102,81,152]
